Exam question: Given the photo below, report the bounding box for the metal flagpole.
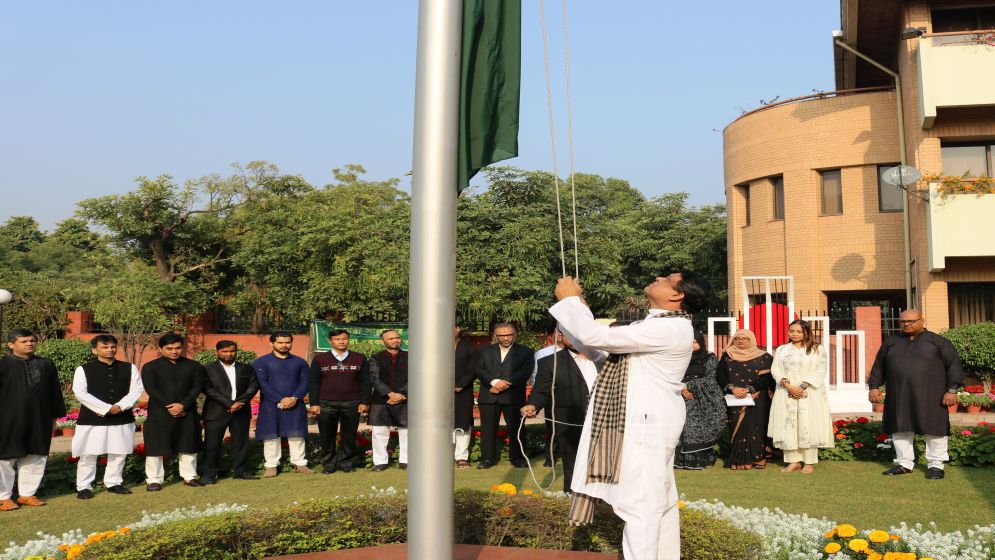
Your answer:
[408,0,461,559]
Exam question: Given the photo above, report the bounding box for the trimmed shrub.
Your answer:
[79,491,763,559]
[943,322,995,392]
[193,348,258,365]
[35,338,92,390]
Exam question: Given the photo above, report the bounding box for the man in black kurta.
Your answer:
[868,309,963,479]
[0,329,66,510]
[140,333,205,490]
[368,330,408,471]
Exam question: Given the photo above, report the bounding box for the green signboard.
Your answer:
[310,320,409,352]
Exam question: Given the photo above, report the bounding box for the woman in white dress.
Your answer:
[768,320,834,473]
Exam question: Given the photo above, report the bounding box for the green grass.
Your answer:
[3,458,994,547]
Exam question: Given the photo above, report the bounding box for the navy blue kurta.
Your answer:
[253,353,310,440]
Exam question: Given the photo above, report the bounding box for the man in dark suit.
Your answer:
[475,322,534,469]
[522,336,601,492]
[202,340,260,483]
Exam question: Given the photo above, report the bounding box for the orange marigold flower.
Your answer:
[891,534,901,540]
[678,500,686,509]
[869,530,890,543]
[867,553,883,560]
[848,538,869,552]
[57,545,70,551]
[490,484,501,492]
[118,527,131,534]
[836,433,846,439]
[823,529,836,538]
[836,524,858,537]
[824,542,842,554]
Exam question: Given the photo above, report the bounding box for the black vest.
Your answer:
[77,360,136,426]
[371,351,408,404]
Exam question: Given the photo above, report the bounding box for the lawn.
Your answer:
[3,458,994,547]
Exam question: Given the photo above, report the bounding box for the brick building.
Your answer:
[723,0,995,330]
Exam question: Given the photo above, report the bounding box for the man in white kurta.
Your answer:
[551,272,709,560]
[71,335,144,499]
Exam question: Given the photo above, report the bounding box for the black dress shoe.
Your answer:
[510,459,529,468]
[106,485,132,495]
[323,466,337,475]
[76,489,94,500]
[476,460,494,469]
[372,464,388,472]
[399,463,408,470]
[146,483,163,492]
[543,459,553,467]
[926,467,945,480]
[233,473,259,480]
[183,479,205,487]
[882,465,914,476]
[201,477,218,485]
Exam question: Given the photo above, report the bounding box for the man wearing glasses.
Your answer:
[868,309,963,480]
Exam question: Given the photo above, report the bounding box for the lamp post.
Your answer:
[0,289,12,340]
[833,34,914,309]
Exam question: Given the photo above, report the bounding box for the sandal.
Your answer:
[752,462,767,470]
[800,464,815,474]
[781,462,802,473]
[456,460,471,469]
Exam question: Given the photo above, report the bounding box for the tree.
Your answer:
[0,216,44,252]
[69,265,207,364]
[77,161,309,283]
[0,270,70,341]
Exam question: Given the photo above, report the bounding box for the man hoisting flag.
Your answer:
[550,272,711,560]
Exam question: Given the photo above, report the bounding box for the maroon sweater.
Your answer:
[308,351,371,404]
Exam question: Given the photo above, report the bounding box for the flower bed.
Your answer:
[5,489,761,560]
[819,418,995,467]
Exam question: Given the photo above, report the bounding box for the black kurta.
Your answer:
[868,330,964,436]
[0,355,66,460]
[676,353,726,469]
[716,353,774,468]
[141,356,204,456]
[454,339,476,432]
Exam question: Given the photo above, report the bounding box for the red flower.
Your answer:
[98,457,108,465]
[223,436,233,443]
[978,422,989,426]
[988,427,995,433]
[964,385,984,394]
[281,440,289,449]
[503,438,510,444]
[133,443,146,455]
[67,456,80,463]
[496,428,509,438]
[472,430,481,438]
[856,417,870,424]
[853,442,864,448]
[833,419,847,427]
[876,434,889,442]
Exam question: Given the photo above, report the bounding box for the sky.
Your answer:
[0,1,841,229]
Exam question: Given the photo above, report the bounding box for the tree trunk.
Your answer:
[147,240,175,282]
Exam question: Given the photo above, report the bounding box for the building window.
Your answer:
[932,6,995,33]
[740,185,751,226]
[877,165,904,212]
[941,143,994,177]
[948,283,995,327]
[820,169,843,215]
[772,176,785,220]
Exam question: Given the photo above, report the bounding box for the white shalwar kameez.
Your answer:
[71,364,144,491]
[551,297,692,560]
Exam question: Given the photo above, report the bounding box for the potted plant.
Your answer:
[56,411,79,437]
[872,387,886,413]
[958,392,993,414]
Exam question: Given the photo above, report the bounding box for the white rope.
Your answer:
[561,0,580,280]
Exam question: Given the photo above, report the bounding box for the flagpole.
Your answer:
[409,0,461,558]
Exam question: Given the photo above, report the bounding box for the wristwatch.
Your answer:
[800,382,810,390]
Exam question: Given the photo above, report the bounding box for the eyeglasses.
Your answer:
[899,319,922,325]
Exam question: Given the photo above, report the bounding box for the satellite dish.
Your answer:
[882,165,922,187]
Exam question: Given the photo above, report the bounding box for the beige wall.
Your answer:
[724,91,905,311]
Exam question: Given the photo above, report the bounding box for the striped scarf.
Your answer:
[568,310,692,526]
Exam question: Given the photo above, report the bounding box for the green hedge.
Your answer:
[35,338,92,389]
[79,490,763,560]
[40,425,551,498]
[819,417,995,467]
[193,348,258,365]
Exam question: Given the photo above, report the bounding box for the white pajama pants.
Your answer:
[263,437,307,468]
[893,432,948,470]
[371,426,408,466]
[77,454,128,491]
[454,432,471,461]
[0,455,47,500]
[615,498,681,560]
[783,447,819,465]
[145,454,197,483]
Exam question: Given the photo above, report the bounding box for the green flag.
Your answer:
[458,0,521,192]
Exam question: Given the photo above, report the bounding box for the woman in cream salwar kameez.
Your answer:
[768,320,834,473]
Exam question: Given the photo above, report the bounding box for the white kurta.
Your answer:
[551,297,692,514]
[71,364,144,457]
[767,344,835,450]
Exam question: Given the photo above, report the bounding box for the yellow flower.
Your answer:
[867,553,883,560]
[848,538,869,552]
[869,530,890,543]
[824,529,836,538]
[836,524,858,538]
[678,500,686,509]
[490,484,501,492]
[66,544,84,560]
[522,489,533,495]
[497,482,517,495]
[890,534,901,540]
[57,545,70,552]
[118,527,132,534]
[824,542,842,554]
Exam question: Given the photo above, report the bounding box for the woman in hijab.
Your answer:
[716,329,775,470]
[675,331,726,469]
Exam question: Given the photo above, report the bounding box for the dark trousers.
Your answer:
[557,422,582,493]
[478,403,525,463]
[203,411,251,478]
[316,399,361,470]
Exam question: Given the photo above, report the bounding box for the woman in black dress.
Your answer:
[716,329,774,470]
[675,331,726,469]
